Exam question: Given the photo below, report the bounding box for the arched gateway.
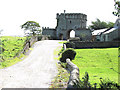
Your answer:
[67,30,75,39]
[42,12,92,41]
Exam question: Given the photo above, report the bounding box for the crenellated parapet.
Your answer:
[56,12,87,31]
[42,27,56,39]
[42,27,56,31]
[56,13,87,21]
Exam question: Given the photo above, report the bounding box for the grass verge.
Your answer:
[0,54,25,69]
[50,62,70,88]
[0,36,35,69]
[50,46,70,88]
[59,41,67,44]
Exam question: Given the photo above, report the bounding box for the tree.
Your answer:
[0,29,3,35]
[113,0,120,17]
[107,22,115,28]
[88,19,114,30]
[21,21,41,36]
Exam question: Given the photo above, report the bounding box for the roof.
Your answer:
[103,28,117,34]
[92,17,120,36]
[92,28,107,35]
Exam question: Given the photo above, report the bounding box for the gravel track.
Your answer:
[0,40,62,89]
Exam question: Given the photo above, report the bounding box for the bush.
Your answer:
[73,72,93,88]
[37,35,42,41]
[72,72,120,89]
[58,47,64,56]
[99,78,119,89]
[60,48,76,63]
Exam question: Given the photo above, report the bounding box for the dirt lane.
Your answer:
[0,40,62,88]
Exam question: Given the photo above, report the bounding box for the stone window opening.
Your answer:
[70,21,71,24]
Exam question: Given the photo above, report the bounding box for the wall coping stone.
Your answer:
[66,58,80,88]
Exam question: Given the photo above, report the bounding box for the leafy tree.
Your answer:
[113,0,120,17]
[21,21,41,36]
[88,19,114,30]
[107,22,115,28]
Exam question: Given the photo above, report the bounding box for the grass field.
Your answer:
[72,48,118,86]
[0,36,27,68]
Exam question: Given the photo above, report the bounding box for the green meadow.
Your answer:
[72,48,118,86]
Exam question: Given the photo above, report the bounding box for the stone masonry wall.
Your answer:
[42,27,56,39]
[56,13,89,40]
[72,41,120,49]
[63,43,80,88]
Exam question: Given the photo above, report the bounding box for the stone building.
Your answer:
[100,17,120,41]
[42,27,56,39]
[92,17,120,41]
[42,11,92,40]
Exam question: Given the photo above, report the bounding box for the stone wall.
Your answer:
[56,13,88,40]
[56,13,87,30]
[75,29,92,41]
[42,27,56,39]
[107,29,119,41]
[100,28,120,41]
[70,41,120,49]
[63,44,80,88]
[29,36,38,46]
[20,36,38,54]
[66,58,80,88]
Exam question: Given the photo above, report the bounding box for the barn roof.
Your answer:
[92,28,107,35]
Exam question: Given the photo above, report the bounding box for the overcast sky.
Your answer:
[0,0,118,36]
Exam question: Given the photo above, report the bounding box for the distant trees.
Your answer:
[0,29,3,35]
[113,0,120,17]
[88,19,114,30]
[21,21,41,36]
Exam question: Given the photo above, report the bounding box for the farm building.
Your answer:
[92,17,120,41]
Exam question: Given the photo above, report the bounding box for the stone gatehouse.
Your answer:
[42,11,92,40]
